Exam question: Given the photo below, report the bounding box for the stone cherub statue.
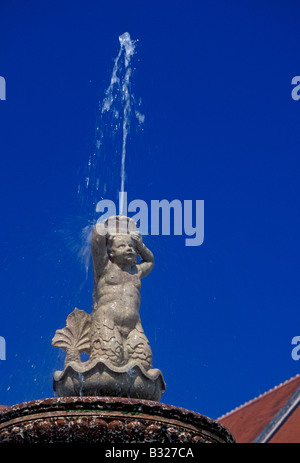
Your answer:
[52,216,165,401]
[90,216,154,371]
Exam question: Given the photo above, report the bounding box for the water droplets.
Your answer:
[76,32,144,272]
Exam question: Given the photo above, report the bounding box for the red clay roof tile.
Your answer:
[217,374,300,443]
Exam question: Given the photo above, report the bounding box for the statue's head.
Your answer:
[107,233,138,266]
[104,215,139,266]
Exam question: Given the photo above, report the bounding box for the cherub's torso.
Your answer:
[93,260,142,334]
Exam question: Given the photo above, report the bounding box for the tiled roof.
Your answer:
[217,374,300,443]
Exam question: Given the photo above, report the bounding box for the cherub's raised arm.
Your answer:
[131,232,155,279]
[91,222,109,282]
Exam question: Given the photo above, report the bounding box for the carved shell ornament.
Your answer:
[52,308,91,365]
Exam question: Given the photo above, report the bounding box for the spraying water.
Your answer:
[76,32,144,274]
[101,32,137,214]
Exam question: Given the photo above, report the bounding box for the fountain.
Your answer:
[52,215,166,401]
[0,212,234,443]
[0,33,235,444]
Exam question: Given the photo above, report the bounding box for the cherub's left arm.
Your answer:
[132,232,154,279]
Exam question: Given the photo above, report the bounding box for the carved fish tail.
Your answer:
[124,328,153,371]
[89,319,124,367]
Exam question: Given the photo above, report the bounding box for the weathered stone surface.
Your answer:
[0,397,235,443]
[53,358,165,401]
[52,216,165,400]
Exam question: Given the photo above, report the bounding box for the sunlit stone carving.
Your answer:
[52,216,166,401]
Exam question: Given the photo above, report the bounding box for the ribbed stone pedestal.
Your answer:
[0,397,235,443]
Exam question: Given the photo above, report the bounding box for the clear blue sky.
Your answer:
[0,0,300,420]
